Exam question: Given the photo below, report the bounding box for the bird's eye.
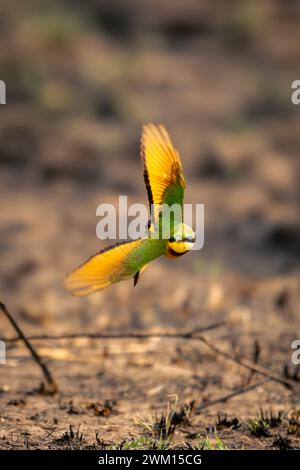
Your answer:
[169,236,181,242]
[184,235,196,242]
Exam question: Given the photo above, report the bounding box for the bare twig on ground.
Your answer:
[2,321,225,342]
[195,334,294,390]
[0,301,57,395]
[196,379,270,413]
[1,316,294,391]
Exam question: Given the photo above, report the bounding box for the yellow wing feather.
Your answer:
[63,240,143,296]
[141,123,186,215]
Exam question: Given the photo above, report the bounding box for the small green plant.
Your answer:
[190,433,227,450]
[136,396,192,436]
[108,436,171,450]
[135,395,194,449]
[248,418,270,437]
[135,415,173,450]
[113,437,152,450]
[248,408,284,437]
[258,408,283,428]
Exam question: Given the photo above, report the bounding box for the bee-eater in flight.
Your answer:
[64,124,196,296]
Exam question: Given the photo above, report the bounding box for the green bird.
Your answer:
[64,123,195,296]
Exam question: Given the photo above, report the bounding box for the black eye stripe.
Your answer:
[169,237,195,243]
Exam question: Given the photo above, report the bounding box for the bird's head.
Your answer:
[166,223,195,258]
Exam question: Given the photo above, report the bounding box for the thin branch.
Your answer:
[2,321,225,342]
[196,379,270,413]
[195,334,294,390]
[0,301,57,395]
[0,315,294,391]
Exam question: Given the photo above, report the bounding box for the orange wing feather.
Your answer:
[63,240,143,296]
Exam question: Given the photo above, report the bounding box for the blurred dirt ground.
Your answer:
[0,0,300,449]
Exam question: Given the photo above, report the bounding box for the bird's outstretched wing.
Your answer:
[63,238,166,296]
[141,123,186,222]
